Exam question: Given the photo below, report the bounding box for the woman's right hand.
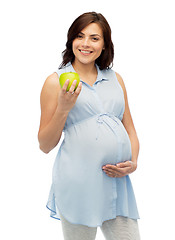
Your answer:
[57,79,82,113]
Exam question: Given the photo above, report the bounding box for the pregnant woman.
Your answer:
[38,12,140,240]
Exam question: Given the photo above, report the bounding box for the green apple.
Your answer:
[59,72,80,91]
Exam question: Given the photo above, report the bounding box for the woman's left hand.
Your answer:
[102,161,137,178]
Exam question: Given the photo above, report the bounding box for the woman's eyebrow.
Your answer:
[79,32,102,37]
[90,34,102,37]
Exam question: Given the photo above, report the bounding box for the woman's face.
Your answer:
[72,23,105,66]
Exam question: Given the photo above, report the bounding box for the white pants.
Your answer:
[60,213,140,240]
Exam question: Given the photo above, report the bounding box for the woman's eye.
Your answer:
[77,35,83,39]
[92,37,99,41]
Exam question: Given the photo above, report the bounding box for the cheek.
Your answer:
[94,41,104,53]
[95,45,104,57]
[72,40,79,52]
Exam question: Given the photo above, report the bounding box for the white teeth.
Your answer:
[80,50,91,54]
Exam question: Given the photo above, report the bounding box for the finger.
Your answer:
[68,80,77,93]
[115,167,132,175]
[116,161,131,168]
[106,173,116,178]
[103,167,118,175]
[74,82,82,96]
[105,165,130,174]
[104,170,122,178]
[62,79,70,93]
[104,164,118,171]
[103,170,114,177]
[104,169,117,176]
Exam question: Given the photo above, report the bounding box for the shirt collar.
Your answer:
[65,62,108,84]
[95,64,108,83]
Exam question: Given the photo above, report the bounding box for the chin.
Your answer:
[76,57,96,66]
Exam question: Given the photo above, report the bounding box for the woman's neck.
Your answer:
[72,60,98,86]
[72,60,97,76]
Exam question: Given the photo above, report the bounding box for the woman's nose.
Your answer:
[81,37,90,48]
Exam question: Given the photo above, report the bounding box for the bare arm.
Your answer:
[38,73,82,153]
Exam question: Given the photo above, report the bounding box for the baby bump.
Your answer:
[53,120,131,189]
[117,122,132,162]
[62,119,131,169]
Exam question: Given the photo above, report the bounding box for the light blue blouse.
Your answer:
[46,62,139,227]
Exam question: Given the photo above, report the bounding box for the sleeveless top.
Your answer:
[46,62,139,227]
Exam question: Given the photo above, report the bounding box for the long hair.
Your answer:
[60,12,114,70]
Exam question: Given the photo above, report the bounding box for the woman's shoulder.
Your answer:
[115,72,127,95]
[103,68,125,89]
[41,63,70,95]
[115,72,124,85]
[40,72,60,100]
[44,72,60,89]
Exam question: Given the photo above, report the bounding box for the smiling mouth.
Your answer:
[79,49,93,54]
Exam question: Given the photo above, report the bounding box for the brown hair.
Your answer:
[60,12,114,70]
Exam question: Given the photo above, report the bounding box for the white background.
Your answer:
[0,0,175,239]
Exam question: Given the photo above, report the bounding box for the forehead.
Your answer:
[81,23,103,36]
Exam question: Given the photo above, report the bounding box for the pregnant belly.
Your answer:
[53,117,132,187]
[62,118,132,169]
